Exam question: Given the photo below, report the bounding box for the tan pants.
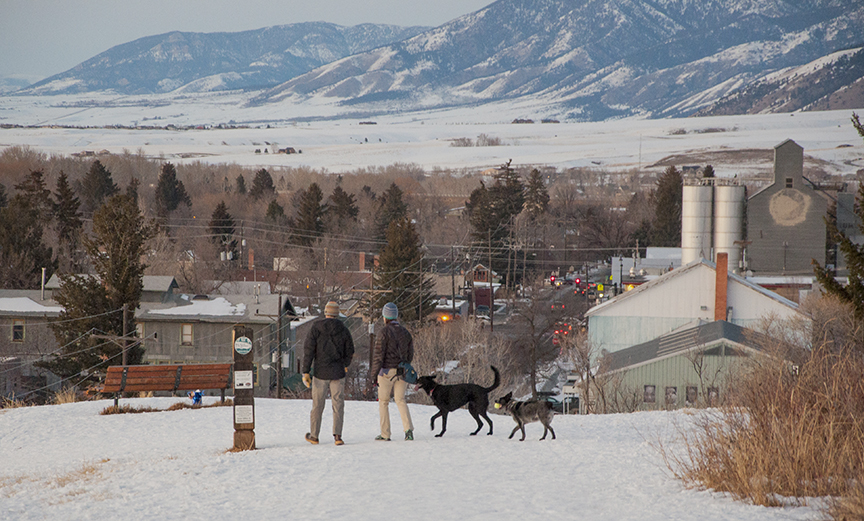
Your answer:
[310,377,345,438]
[377,368,413,438]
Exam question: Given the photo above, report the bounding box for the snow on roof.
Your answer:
[149,297,246,317]
[0,297,63,314]
[586,258,799,317]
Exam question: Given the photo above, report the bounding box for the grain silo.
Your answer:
[681,184,714,265]
[713,184,746,264]
[680,179,744,268]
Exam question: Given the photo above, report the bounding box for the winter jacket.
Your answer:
[371,320,413,378]
[302,317,355,380]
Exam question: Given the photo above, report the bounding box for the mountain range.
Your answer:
[19,23,429,95]
[10,0,864,121]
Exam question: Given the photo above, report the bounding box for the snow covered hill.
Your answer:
[0,397,819,520]
[17,23,429,96]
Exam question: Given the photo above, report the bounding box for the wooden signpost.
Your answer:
[233,326,255,451]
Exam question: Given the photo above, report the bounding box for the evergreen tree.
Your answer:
[0,196,56,289]
[327,185,359,232]
[154,163,191,221]
[651,166,682,247]
[0,183,7,208]
[373,217,436,323]
[249,168,276,200]
[294,183,326,247]
[266,199,286,223]
[77,160,118,215]
[209,201,237,260]
[126,177,140,205]
[14,169,53,224]
[523,168,549,220]
[702,165,715,178]
[43,194,152,382]
[465,161,525,285]
[814,112,864,325]
[374,183,408,242]
[235,175,247,195]
[52,171,83,262]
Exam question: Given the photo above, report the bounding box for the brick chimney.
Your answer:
[714,252,728,321]
[248,248,255,270]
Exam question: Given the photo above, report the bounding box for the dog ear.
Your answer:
[504,391,513,399]
[430,374,437,380]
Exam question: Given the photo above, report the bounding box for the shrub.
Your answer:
[663,297,864,512]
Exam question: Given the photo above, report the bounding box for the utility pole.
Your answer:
[451,245,456,320]
[488,229,494,333]
[418,256,422,323]
[276,293,283,398]
[121,304,128,365]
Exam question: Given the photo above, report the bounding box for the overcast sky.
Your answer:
[0,0,493,82]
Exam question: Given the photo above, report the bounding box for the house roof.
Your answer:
[45,274,178,293]
[601,320,771,374]
[585,258,798,317]
[0,293,63,316]
[136,293,314,328]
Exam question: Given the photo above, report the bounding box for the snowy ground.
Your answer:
[1,91,862,176]
[0,397,820,521]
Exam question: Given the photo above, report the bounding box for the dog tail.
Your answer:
[485,366,500,392]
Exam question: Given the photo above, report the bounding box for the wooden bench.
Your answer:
[103,363,233,407]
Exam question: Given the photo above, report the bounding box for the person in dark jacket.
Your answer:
[302,301,354,446]
[371,302,415,441]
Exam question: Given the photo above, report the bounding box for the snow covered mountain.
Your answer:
[694,46,864,116]
[8,0,864,121]
[18,23,429,95]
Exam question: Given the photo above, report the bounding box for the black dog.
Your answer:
[415,366,500,437]
[494,392,556,441]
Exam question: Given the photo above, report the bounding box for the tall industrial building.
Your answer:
[747,140,829,275]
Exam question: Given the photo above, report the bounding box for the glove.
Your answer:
[302,373,311,388]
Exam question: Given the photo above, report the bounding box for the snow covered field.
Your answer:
[0,397,819,521]
[1,91,862,176]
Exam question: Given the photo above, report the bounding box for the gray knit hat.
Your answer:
[382,302,398,320]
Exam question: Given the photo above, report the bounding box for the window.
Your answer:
[181,324,193,345]
[12,319,24,342]
[643,385,656,403]
[686,386,698,404]
[136,323,144,339]
[785,178,793,188]
[665,386,678,406]
[707,387,720,406]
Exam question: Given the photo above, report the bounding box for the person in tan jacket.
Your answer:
[370,302,414,441]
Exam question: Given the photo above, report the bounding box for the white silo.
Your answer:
[713,184,745,266]
[681,184,713,265]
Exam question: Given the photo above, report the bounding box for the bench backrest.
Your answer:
[103,363,232,393]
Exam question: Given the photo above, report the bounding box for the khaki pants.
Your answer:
[310,377,345,438]
[378,368,413,438]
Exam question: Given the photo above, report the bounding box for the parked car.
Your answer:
[475,305,490,317]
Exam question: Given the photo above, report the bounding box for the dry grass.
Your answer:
[1,396,29,409]
[663,342,864,509]
[830,482,864,521]
[52,388,78,405]
[100,398,233,415]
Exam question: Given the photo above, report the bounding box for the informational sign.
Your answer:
[234,405,254,424]
[234,370,253,390]
[234,336,253,355]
